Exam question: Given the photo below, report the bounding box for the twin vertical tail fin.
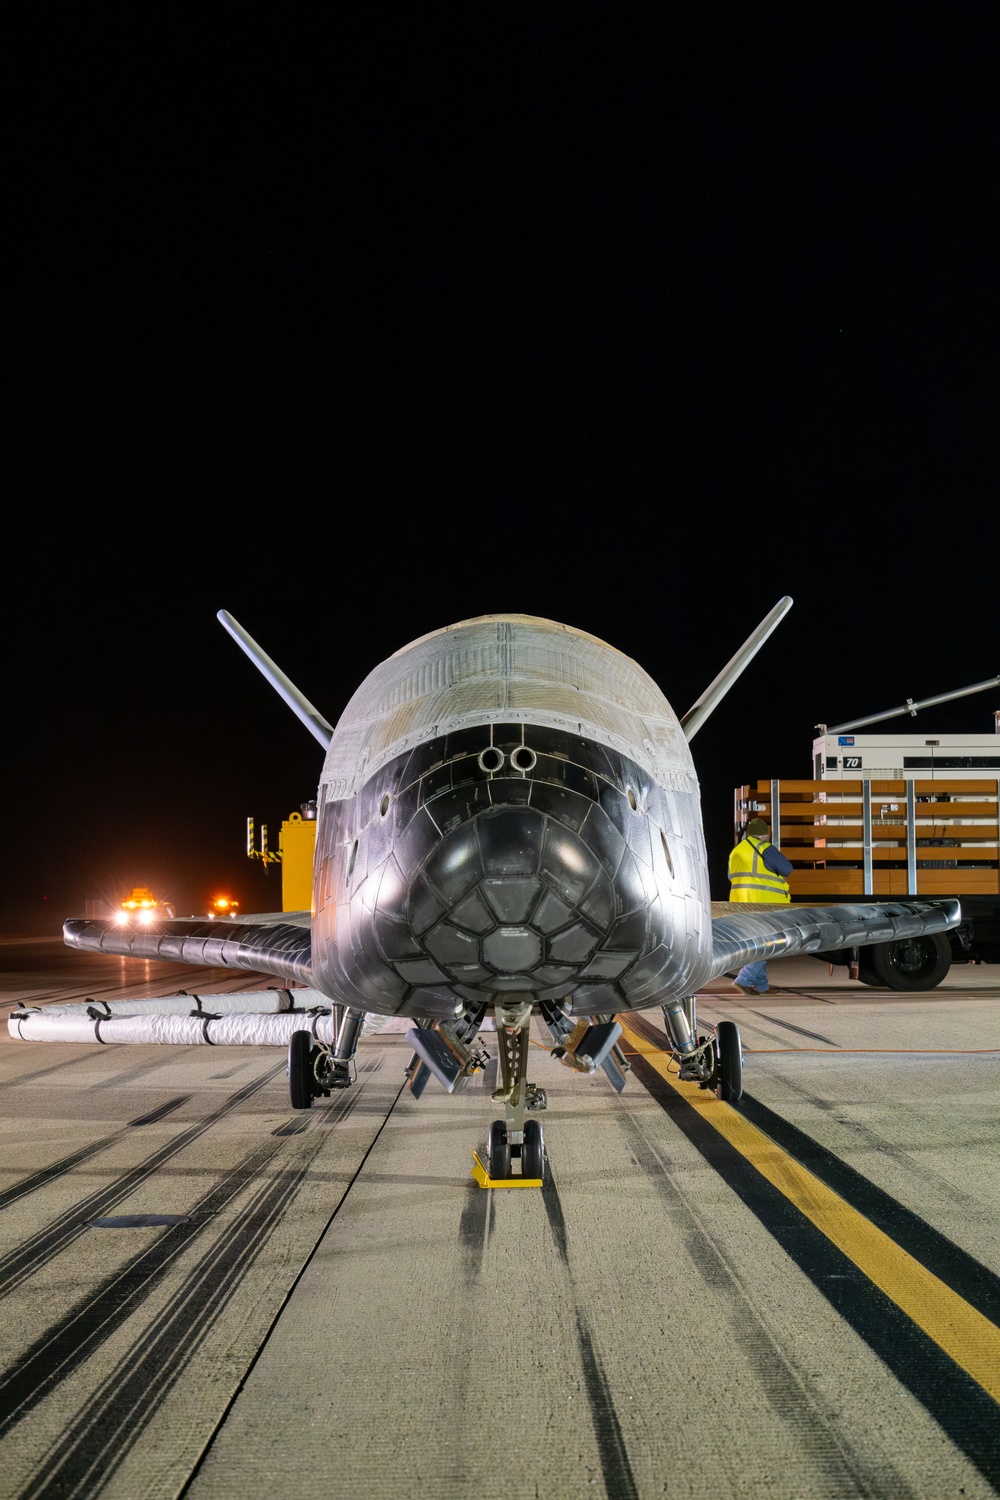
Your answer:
[680,596,793,742]
[217,610,334,749]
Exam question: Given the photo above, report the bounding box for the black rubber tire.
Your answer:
[856,953,880,987]
[870,933,951,991]
[288,1029,315,1109]
[487,1119,510,1180]
[715,1020,743,1102]
[521,1118,544,1180]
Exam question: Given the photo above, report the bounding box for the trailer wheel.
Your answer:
[856,953,880,987]
[870,933,951,991]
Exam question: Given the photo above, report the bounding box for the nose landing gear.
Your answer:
[472,1000,546,1188]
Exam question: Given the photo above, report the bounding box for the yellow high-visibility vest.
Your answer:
[728,838,790,903]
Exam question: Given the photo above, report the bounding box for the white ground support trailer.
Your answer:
[736,677,1000,990]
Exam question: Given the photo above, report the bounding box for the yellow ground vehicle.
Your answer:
[115,887,176,925]
[207,895,240,920]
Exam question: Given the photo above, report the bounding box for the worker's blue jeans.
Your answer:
[735,960,768,992]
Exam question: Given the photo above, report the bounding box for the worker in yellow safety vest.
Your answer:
[727,817,793,994]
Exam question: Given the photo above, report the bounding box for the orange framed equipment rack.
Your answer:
[734,779,1000,899]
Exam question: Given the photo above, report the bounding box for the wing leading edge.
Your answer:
[63,916,313,987]
[710,899,960,978]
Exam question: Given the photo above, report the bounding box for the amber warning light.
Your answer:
[208,896,240,920]
[114,887,175,925]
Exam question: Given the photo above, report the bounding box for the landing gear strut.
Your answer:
[287,1006,364,1110]
[483,999,546,1183]
[661,996,743,1103]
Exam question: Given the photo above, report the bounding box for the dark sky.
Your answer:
[6,7,999,925]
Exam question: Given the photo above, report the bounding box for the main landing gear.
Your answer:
[287,1006,364,1109]
[661,997,743,1103]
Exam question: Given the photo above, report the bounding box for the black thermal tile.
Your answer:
[476,807,545,878]
[531,726,573,760]
[547,921,601,963]
[486,777,531,807]
[534,963,576,984]
[407,873,448,936]
[578,872,615,931]
[394,957,450,985]
[490,723,524,748]
[449,888,495,934]
[444,725,488,761]
[596,781,627,833]
[581,806,627,879]
[427,783,491,833]
[561,761,599,801]
[374,912,424,962]
[424,921,481,967]
[567,982,622,1015]
[402,738,449,785]
[373,855,410,922]
[620,946,669,996]
[531,888,576,934]
[419,762,454,805]
[612,849,648,914]
[481,878,541,924]
[606,907,651,951]
[579,951,635,980]
[527,780,590,831]
[539,824,601,904]
[423,827,485,903]
[391,779,421,834]
[394,806,444,877]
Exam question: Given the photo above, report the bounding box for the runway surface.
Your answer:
[1,937,999,1498]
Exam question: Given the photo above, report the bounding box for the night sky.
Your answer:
[6,9,999,929]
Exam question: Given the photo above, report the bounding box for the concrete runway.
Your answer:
[1,938,999,1498]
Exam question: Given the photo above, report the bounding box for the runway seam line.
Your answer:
[177,1076,409,1498]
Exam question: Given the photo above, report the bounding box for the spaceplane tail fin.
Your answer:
[217,610,334,749]
[680,596,793,742]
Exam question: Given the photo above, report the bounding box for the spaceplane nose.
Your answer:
[397,802,626,1000]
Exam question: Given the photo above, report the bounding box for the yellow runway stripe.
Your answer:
[619,1021,1000,1404]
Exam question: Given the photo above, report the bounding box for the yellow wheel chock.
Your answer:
[471,1150,543,1189]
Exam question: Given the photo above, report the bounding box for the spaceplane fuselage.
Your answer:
[310,614,712,1020]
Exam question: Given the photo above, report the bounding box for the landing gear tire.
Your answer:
[715,1020,743,1102]
[487,1119,510,1180]
[288,1029,315,1110]
[870,933,951,991]
[522,1118,544,1180]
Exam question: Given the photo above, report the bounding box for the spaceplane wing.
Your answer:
[21,604,959,1181]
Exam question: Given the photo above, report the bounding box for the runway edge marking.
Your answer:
[618,1020,1000,1405]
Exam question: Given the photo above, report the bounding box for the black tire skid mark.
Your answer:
[542,1173,638,1500]
[0,1063,286,1298]
[455,1157,637,1499]
[1,1074,384,1459]
[615,1107,909,1498]
[630,1010,1000,1316]
[181,1077,411,1497]
[13,1144,322,1499]
[741,1061,997,1224]
[736,1093,1000,1329]
[0,1136,286,1440]
[746,1010,840,1046]
[0,1096,191,1213]
[0,1053,98,1090]
[626,1045,1000,1493]
[273,1088,365,1138]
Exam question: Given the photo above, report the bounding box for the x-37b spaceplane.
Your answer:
[24,602,958,1183]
